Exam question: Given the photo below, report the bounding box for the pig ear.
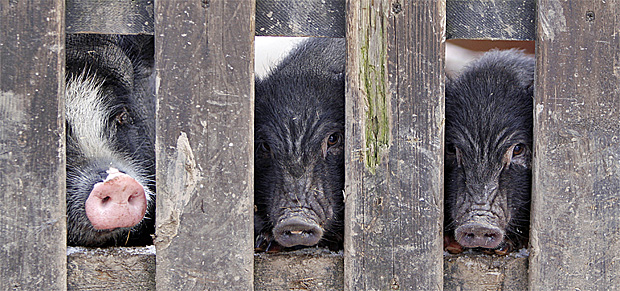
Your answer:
[327,61,345,81]
[444,75,455,94]
[519,67,535,92]
[329,70,344,81]
[512,51,536,91]
[518,67,535,98]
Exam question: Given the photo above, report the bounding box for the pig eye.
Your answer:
[257,142,271,155]
[327,132,342,147]
[115,109,132,126]
[512,144,525,156]
[446,144,457,155]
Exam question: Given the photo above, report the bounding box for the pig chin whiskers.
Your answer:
[505,221,529,246]
[129,137,151,159]
[319,228,341,243]
[444,219,459,232]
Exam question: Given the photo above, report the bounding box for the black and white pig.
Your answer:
[444,49,534,254]
[254,38,345,252]
[65,34,156,247]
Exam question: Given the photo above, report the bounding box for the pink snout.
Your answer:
[85,171,147,230]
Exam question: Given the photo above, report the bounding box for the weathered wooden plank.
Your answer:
[67,247,155,291]
[66,0,154,35]
[66,248,531,290]
[529,1,620,289]
[446,0,535,40]
[65,0,536,39]
[256,0,535,39]
[0,0,66,289]
[254,249,344,290]
[344,1,445,290]
[154,0,255,289]
[444,252,528,291]
[257,0,535,39]
[255,0,345,37]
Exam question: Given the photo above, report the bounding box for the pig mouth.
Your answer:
[445,234,515,255]
[272,213,324,248]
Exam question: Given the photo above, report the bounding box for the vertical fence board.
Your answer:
[530,1,620,289]
[155,0,255,289]
[345,1,445,289]
[0,0,66,289]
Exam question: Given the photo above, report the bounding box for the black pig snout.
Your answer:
[455,222,505,249]
[273,217,323,247]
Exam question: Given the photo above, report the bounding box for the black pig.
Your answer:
[444,49,534,254]
[254,38,345,252]
[65,34,156,246]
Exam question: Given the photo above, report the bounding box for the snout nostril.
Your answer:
[455,222,504,249]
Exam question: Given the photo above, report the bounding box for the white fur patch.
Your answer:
[66,74,153,202]
[104,167,123,182]
[65,73,115,160]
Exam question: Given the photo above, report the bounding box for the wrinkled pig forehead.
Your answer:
[449,116,527,145]
[267,110,339,140]
[447,92,530,140]
[259,85,342,121]
[257,113,340,159]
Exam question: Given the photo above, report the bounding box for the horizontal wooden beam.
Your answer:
[66,0,535,40]
[67,247,528,289]
[446,0,535,40]
[66,0,154,35]
[67,247,156,290]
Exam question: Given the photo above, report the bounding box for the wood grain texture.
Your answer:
[254,249,344,290]
[445,252,528,291]
[0,0,66,289]
[256,0,345,37]
[66,248,530,290]
[66,0,154,35]
[64,0,535,39]
[446,0,535,40]
[154,1,255,289]
[256,0,535,39]
[344,1,445,289]
[530,1,620,289]
[67,247,155,291]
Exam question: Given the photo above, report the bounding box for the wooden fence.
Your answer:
[1,0,618,290]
